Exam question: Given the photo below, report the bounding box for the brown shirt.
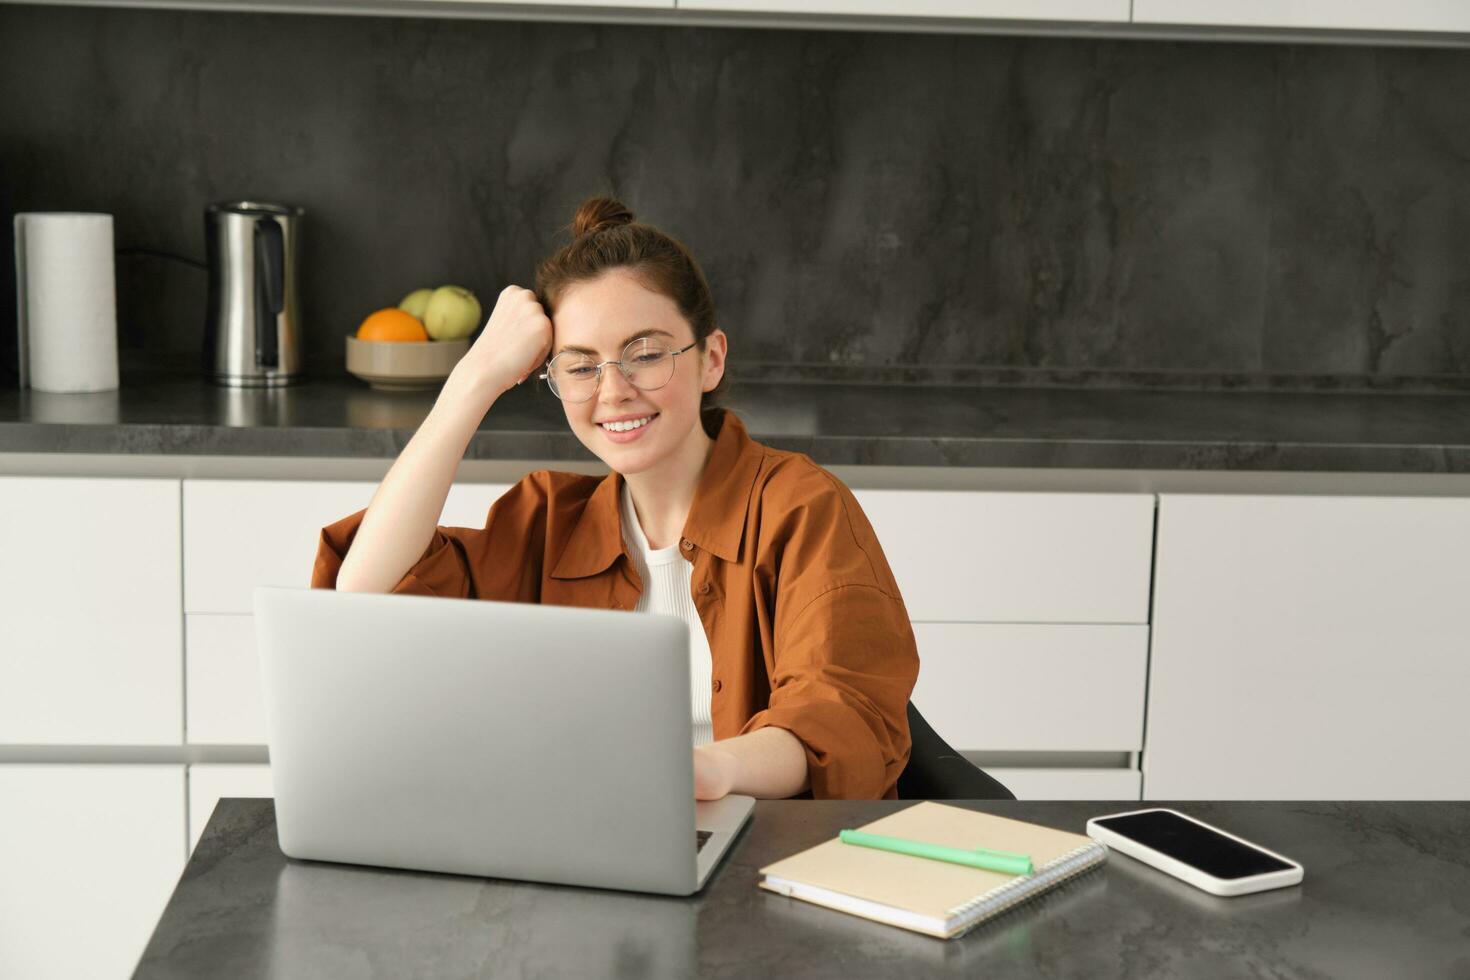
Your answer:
[310,408,919,800]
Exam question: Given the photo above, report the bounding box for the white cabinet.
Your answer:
[1132,1,1470,33]
[0,765,185,980]
[854,490,1155,623]
[407,0,672,4]
[183,479,511,614]
[188,764,274,853]
[5,0,1466,38]
[181,480,512,746]
[183,479,377,614]
[678,0,1130,22]
[982,767,1141,800]
[495,0,670,5]
[186,615,265,744]
[0,477,182,745]
[912,623,1148,752]
[1145,494,1470,800]
[858,490,1155,799]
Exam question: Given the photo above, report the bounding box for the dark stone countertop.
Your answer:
[5,370,1470,471]
[133,798,1470,980]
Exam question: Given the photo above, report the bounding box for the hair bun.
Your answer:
[571,196,635,238]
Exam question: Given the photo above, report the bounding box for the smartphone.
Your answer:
[1085,807,1304,897]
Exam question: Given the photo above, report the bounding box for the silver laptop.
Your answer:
[252,586,755,896]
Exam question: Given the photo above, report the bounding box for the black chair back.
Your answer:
[896,701,1017,800]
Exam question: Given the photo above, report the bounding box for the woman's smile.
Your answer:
[597,411,660,442]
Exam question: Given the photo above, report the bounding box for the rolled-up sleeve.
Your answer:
[740,585,918,799]
[310,472,550,602]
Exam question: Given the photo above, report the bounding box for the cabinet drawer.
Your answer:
[854,490,1154,623]
[1132,0,1470,32]
[188,764,274,853]
[0,477,182,745]
[680,1,1131,22]
[910,623,1148,752]
[0,764,185,980]
[186,615,265,745]
[183,479,512,613]
[983,767,1141,801]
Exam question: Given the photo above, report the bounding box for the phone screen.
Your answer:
[1094,810,1294,879]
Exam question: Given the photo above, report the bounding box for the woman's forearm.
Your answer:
[334,368,502,593]
[702,726,810,799]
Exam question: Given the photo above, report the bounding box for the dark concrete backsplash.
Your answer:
[2,4,1468,389]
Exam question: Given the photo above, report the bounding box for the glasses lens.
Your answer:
[623,339,673,390]
[548,354,598,403]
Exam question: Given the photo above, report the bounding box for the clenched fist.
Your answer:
[452,284,555,400]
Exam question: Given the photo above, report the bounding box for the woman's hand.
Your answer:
[450,284,554,400]
[693,744,739,800]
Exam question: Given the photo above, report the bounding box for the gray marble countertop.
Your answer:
[5,370,1470,471]
[133,798,1470,979]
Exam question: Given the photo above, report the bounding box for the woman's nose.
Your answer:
[598,363,638,399]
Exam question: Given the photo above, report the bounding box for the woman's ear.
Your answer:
[701,329,728,392]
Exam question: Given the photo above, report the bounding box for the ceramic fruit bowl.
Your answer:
[346,336,469,391]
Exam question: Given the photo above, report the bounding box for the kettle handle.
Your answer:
[254,218,284,369]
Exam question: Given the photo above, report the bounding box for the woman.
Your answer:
[313,196,919,800]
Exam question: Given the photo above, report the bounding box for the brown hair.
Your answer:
[534,196,727,437]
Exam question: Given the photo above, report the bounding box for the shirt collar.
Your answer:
[550,409,763,579]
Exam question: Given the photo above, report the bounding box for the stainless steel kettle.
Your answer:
[204,201,304,386]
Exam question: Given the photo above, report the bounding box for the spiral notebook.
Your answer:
[758,801,1108,940]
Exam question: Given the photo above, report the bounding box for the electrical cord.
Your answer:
[115,246,207,271]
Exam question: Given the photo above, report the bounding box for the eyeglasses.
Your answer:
[538,338,700,403]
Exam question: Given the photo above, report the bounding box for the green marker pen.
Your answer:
[839,829,1034,875]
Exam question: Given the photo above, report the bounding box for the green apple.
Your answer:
[422,285,481,341]
[397,287,434,321]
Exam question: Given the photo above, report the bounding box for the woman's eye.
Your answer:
[566,366,595,378]
[634,353,663,364]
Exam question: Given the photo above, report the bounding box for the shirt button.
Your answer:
[680,539,694,552]
[712,679,723,693]
[698,582,711,596]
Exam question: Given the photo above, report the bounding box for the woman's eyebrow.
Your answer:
[555,328,676,357]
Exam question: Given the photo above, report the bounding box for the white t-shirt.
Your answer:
[620,480,716,748]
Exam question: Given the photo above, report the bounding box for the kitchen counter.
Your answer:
[133,798,1470,979]
[4,369,1470,472]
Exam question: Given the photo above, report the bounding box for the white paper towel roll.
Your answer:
[14,212,119,392]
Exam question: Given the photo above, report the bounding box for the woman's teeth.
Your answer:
[601,415,655,432]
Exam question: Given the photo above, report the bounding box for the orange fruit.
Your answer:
[356,307,429,342]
